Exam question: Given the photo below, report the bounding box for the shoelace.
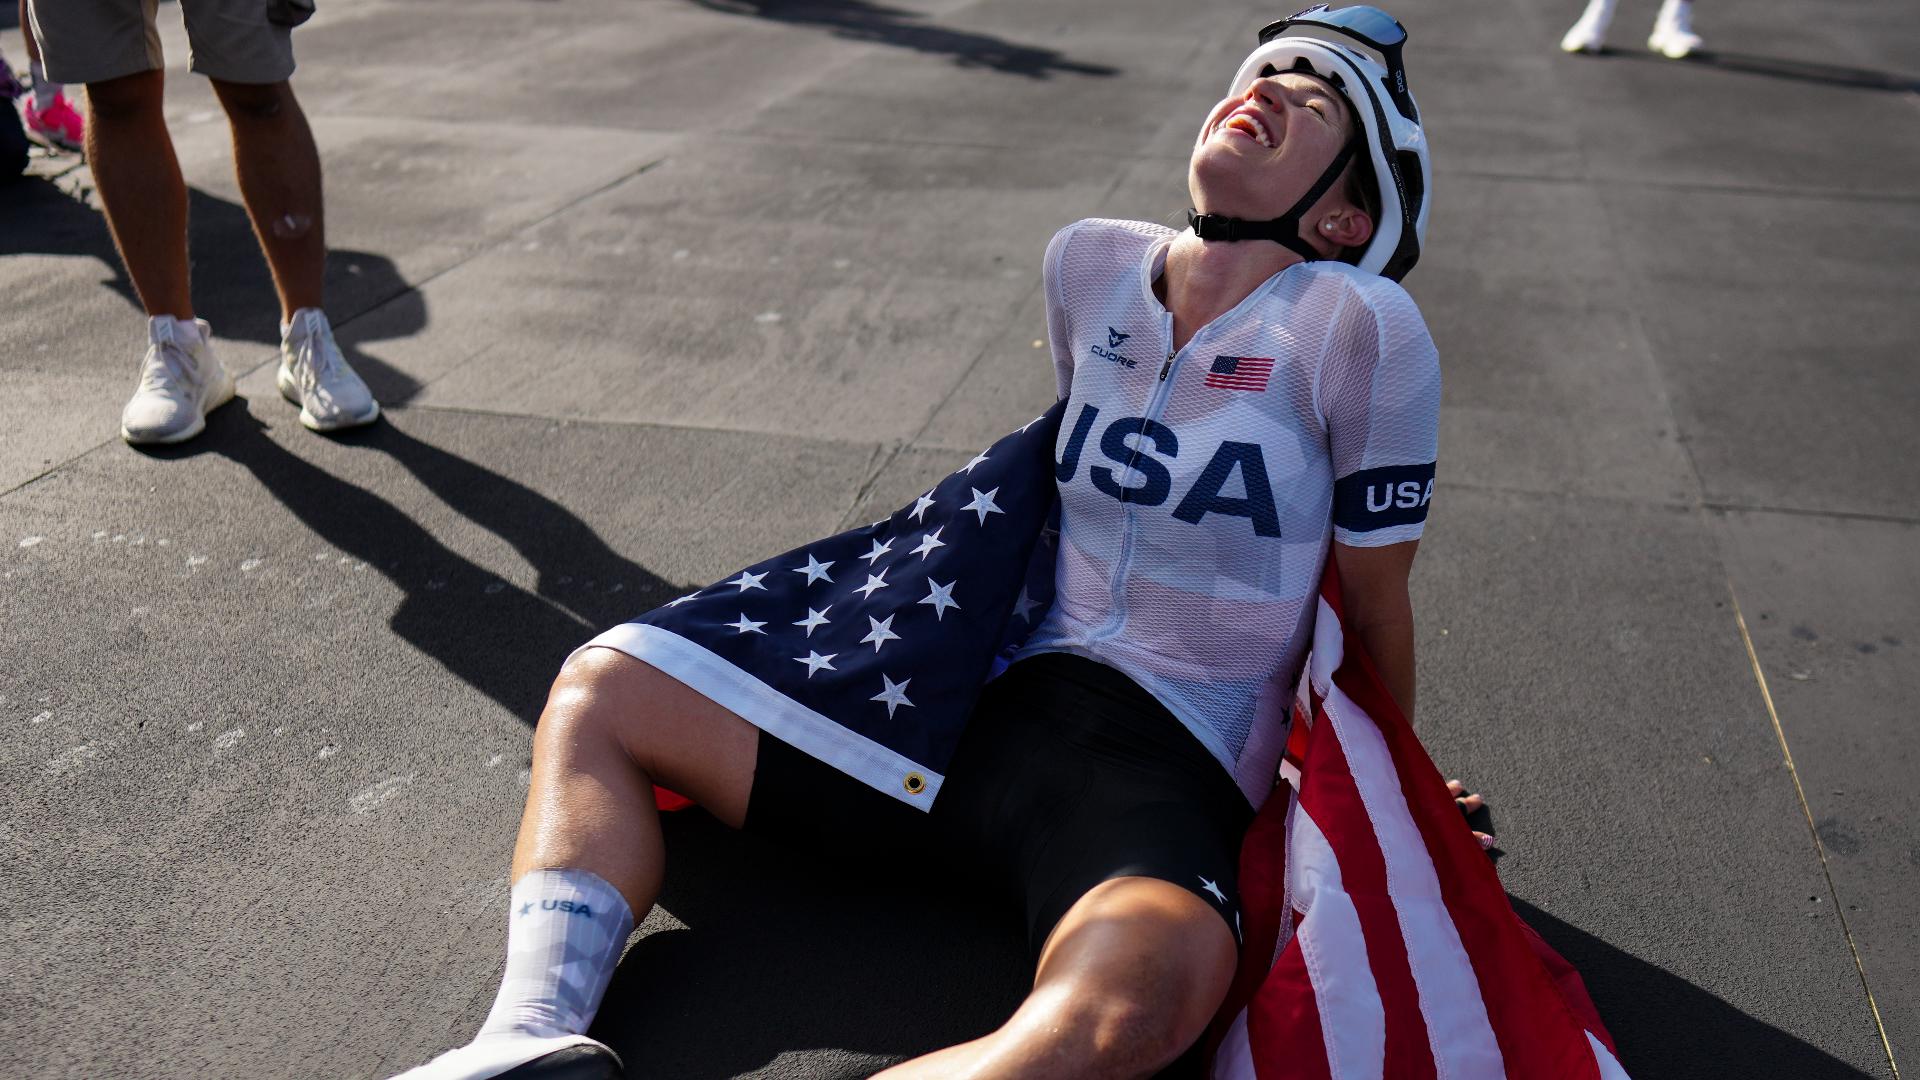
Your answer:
[139,338,197,396]
[291,317,340,403]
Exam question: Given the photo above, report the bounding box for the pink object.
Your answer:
[23,92,84,152]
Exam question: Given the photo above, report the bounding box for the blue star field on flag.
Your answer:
[617,401,1067,806]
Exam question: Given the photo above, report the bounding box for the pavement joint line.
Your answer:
[1412,478,1920,527]
[1702,500,1920,527]
[840,441,905,531]
[1727,583,1904,1080]
[1440,166,1920,205]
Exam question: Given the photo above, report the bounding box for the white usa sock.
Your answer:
[478,868,635,1039]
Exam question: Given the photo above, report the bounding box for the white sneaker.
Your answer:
[277,307,380,432]
[1648,0,1702,58]
[1559,0,1615,53]
[387,1032,623,1079]
[120,316,236,445]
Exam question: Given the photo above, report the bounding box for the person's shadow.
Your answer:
[1585,46,1918,93]
[139,404,680,719]
[686,0,1117,80]
[1513,898,1886,1079]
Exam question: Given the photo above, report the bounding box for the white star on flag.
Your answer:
[860,538,893,565]
[1012,586,1040,623]
[909,527,946,560]
[961,449,991,473]
[860,614,901,652]
[918,579,960,621]
[794,606,832,636]
[793,651,837,678]
[1019,413,1045,433]
[871,674,914,717]
[725,613,767,635]
[963,487,1004,525]
[854,569,890,599]
[728,570,769,592]
[1198,876,1228,905]
[665,591,701,607]
[909,492,936,522]
[792,554,834,585]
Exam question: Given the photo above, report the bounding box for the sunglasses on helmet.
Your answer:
[1259,5,1417,122]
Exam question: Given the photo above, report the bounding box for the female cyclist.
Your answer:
[396,7,1460,1078]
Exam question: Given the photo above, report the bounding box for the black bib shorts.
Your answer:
[743,652,1256,960]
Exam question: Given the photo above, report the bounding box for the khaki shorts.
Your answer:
[26,0,315,86]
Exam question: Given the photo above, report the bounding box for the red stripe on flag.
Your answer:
[1244,911,1334,1080]
[1321,569,1610,1080]
[1211,784,1296,1058]
[1297,708,1439,1080]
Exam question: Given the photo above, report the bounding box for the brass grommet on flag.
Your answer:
[903,772,927,795]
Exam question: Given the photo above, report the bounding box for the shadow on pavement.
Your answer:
[596,810,1030,1079]
[686,0,1118,79]
[153,402,682,721]
[1512,898,1884,1079]
[1592,47,1919,93]
[598,862,1891,1079]
[0,177,430,402]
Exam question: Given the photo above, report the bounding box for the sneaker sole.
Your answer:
[23,126,84,153]
[278,366,381,433]
[120,377,237,446]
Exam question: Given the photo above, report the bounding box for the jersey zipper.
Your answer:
[1093,309,1183,644]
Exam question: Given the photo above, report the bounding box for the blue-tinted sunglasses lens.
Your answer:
[1262,5,1407,48]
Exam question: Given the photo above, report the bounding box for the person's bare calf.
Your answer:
[84,70,192,319]
[209,78,324,320]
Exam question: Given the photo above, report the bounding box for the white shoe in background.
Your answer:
[1559,0,1616,53]
[119,316,236,445]
[1648,0,1703,58]
[277,307,380,432]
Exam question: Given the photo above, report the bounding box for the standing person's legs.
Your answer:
[25,0,188,314]
[85,69,194,320]
[207,77,322,318]
[185,0,377,432]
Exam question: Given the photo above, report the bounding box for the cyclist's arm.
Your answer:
[1332,538,1419,722]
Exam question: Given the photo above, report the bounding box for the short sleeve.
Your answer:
[1317,280,1441,547]
[1042,224,1079,400]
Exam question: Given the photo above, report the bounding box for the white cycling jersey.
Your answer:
[1015,218,1441,807]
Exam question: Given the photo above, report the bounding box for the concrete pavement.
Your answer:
[2,0,1915,1076]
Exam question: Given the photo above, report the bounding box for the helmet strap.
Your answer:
[1187,139,1360,260]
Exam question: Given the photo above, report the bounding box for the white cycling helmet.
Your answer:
[1188,5,1432,281]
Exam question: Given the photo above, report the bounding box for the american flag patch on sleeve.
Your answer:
[1204,355,1275,392]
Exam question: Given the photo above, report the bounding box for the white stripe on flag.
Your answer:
[1292,808,1387,1079]
[1213,1008,1259,1080]
[1319,661,1507,1077]
[1308,597,1345,698]
[576,623,945,806]
[1588,1033,1632,1080]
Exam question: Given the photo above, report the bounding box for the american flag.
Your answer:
[1209,566,1631,1080]
[615,402,1065,806]
[1206,355,1276,392]
[625,405,1628,1078]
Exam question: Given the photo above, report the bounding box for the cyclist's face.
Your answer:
[1190,71,1356,219]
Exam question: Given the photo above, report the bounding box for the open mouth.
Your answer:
[1218,110,1274,149]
